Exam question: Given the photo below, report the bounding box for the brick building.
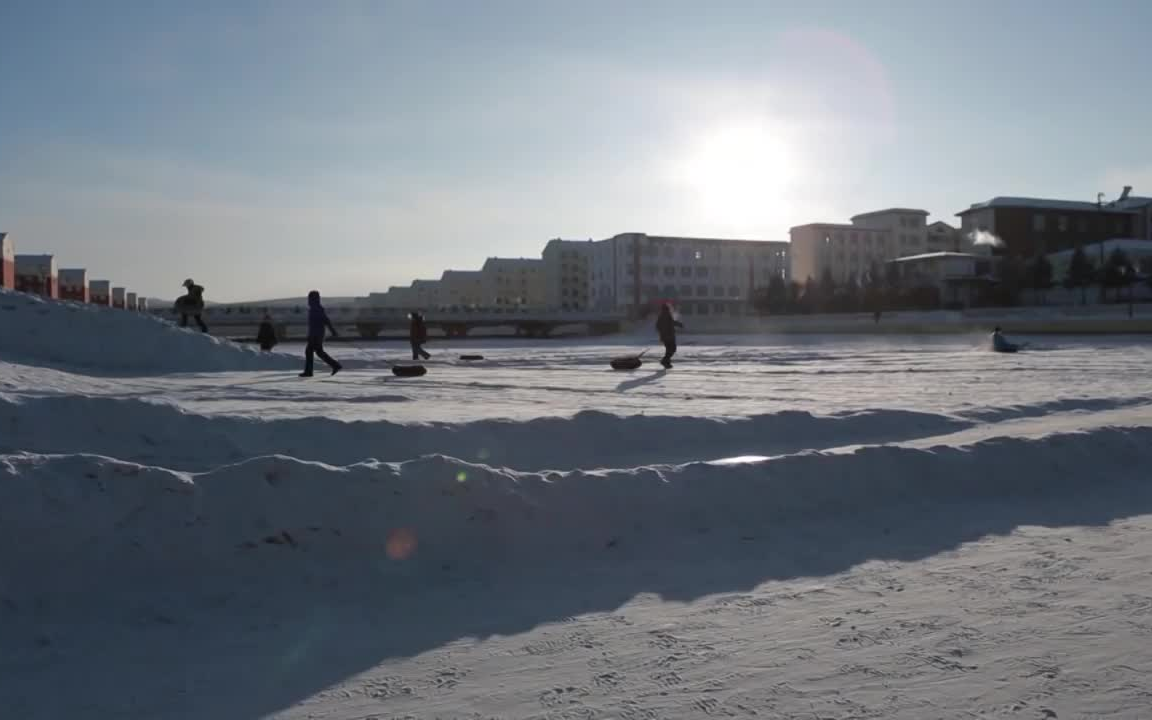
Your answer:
[59,268,90,302]
[89,280,112,306]
[957,196,1137,258]
[0,233,14,289]
[15,254,58,299]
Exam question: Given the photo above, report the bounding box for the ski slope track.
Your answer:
[3,293,1152,719]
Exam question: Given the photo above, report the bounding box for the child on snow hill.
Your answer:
[257,313,278,351]
[655,303,685,369]
[177,278,208,333]
[300,291,342,377]
[409,311,431,361]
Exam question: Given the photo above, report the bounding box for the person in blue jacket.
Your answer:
[990,326,1019,353]
[300,290,342,377]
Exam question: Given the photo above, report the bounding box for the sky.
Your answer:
[2,0,1151,302]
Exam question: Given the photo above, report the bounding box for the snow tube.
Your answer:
[610,356,643,371]
[392,365,427,377]
[459,354,484,361]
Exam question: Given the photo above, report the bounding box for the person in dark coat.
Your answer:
[655,303,684,369]
[177,278,208,332]
[300,290,342,377]
[409,311,431,360]
[256,313,278,351]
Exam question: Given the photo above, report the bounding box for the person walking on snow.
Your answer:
[409,311,431,361]
[300,291,342,377]
[178,278,208,332]
[655,303,684,369]
[256,312,278,351]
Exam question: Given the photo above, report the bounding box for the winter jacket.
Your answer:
[655,309,683,341]
[257,321,277,350]
[307,296,335,341]
[991,332,1017,353]
[410,315,428,343]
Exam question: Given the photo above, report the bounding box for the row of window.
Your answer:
[617,284,744,299]
[637,245,787,261]
[1032,214,1128,234]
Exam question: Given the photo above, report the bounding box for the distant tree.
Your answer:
[1064,246,1096,305]
[819,267,837,312]
[753,273,789,315]
[994,255,1025,306]
[884,262,902,309]
[1102,247,1132,302]
[802,276,820,314]
[1028,254,1053,305]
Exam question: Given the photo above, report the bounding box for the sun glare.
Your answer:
[676,121,797,228]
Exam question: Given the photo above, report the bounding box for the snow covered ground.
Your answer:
[3,291,1152,719]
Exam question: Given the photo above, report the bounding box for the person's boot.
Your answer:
[661,358,672,369]
[330,364,342,376]
[298,372,313,378]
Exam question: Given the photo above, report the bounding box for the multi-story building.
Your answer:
[480,257,545,307]
[409,279,441,309]
[587,233,789,317]
[59,268,90,302]
[956,195,1136,258]
[438,270,484,307]
[89,280,112,306]
[790,208,929,284]
[542,239,593,311]
[15,254,58,299]
[126,292,138,311]
[0,233,14,289]
[926,221,964,253]
[112,286,127,309]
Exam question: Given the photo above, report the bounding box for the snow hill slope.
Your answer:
[0,289,295,374]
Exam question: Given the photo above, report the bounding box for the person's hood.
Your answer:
[307,292,322,308]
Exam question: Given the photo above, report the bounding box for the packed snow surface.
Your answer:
[3,294,1152,719]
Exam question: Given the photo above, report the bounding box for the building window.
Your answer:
[680,284,692,296]
[1057,216,1069,232]
[695,266,708,277]
[729,285,740,297]
[680,266,692,277]
[713,285,724,297]
[1078,218,1088,232]
[663,266,676,277]
[697,285,709,297]
[694,250,703,260]
[1033,214,1047,231]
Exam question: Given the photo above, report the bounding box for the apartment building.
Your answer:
[89,280,112,306]
[542,239,593,311]
[588,233,789,317]
[480,257,545,307]
[789,208,929,284]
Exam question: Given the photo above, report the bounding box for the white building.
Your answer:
[410,279,442,309]
[790,208,929,285]
[887,252,994,307]
[89,280,112,306]
[112,286,127,309]
[542,239,594,311]
[438,270,483,308]
[58,268,89,302]
[587,233,789,317]
[926,221,963,253]
[480,257,545,308]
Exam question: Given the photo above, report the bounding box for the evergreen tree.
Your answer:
[1102,247,1132,302]
[995,255,1025,306]
[1028,254,1053,305]
[1064,246,1096,305]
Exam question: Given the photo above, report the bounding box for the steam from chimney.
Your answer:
[967,229,1005,248]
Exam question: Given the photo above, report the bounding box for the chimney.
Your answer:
[1120,186,1132,201]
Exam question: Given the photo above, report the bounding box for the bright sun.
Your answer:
[676,121,796,228]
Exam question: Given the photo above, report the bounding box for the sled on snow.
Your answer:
[610,350,647,371]
[392,365,427,377]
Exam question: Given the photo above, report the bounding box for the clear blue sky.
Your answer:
[2,0,1150,302]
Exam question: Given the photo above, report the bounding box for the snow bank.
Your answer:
[0,393,972,470]
[0,289,296,374]
[4,425,1150,591]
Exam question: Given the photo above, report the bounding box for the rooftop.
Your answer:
[850,208,929,221]
[889,252,987,263]
[957,196,1136,215]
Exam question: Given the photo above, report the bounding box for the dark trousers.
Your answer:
[661,338,677,365]
[303,338,339,374]
[180,313,208,332]
[411,340,431,360]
